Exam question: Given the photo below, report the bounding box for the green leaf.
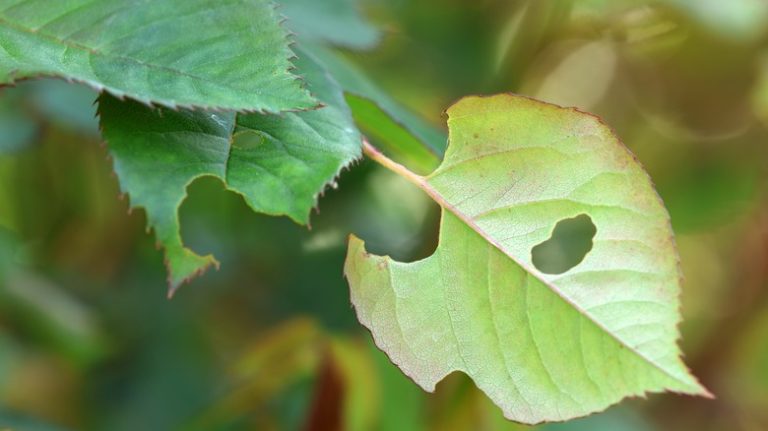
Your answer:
[0,0,316,111]
[344,94,708,424]
[346,94,439,175]
[278,0,380,50]
[307,43,447,156]
[99,53,361,294]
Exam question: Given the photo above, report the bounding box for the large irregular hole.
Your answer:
[531,214,596,274]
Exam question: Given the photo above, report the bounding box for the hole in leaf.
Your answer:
[531,214,596,274]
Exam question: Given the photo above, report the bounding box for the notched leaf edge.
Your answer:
[346,93,711,423]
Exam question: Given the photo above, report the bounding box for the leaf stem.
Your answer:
[362,139,427,189]
[362,138,454,225]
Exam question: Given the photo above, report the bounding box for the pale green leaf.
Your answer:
[0,0,316,111]
[99,53,361,293]
[345,94,708,424]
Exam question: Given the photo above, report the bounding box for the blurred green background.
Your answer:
[1,0,767,429]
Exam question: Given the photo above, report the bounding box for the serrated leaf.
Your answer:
[99,53,361,294]
[345,94,708,424]
[278,0,380,50]
[0,0,315,111]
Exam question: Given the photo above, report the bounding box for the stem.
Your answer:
[362,139,427,189]
[362,138,447,229]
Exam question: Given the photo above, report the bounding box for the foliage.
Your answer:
[99,53,360,291]
[1,0,765,429]
[0,0,315,111]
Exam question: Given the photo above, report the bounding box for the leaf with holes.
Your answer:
[99,53,361,295]
[345,94,709,424]
[0,0,316,111]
